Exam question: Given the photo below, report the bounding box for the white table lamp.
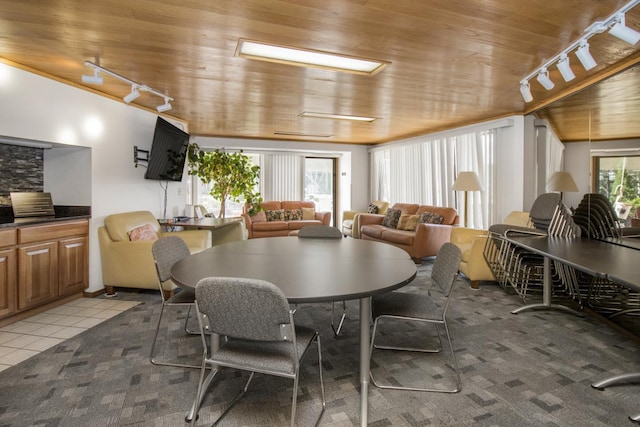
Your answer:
[546,171,578,200]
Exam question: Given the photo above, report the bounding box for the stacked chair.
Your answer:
[572,194,640,318]
[483,193,579,303]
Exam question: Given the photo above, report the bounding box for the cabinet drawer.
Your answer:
[18,220,88,245]
[0,229,17,248]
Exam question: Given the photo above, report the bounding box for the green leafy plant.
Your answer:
[187,144,262,218]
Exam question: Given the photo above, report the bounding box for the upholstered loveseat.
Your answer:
[98,210,211,295]
[241,201,331,238]
[358,203,459,263]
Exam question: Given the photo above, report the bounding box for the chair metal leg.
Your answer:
[369,315,461,393]
[150,303,200,369]
[331,301,347,336]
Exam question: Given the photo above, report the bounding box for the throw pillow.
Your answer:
[419,211,444,224]
[251,210,267,222]
[265,209,286,221]
[301,207,316,220]
[284,209,303,221]
[367,203,379,214]
[397,213,420,231]
[382,208,402,228]
[128,223,158,241]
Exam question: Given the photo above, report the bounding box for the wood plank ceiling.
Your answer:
[1,0,640,144]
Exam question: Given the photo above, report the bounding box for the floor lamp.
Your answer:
[452,171,483,227]
[546,171,578,201]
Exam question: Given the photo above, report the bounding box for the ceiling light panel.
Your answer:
[299,111,377,122]
[237,39,389,75]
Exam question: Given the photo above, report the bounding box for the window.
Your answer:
[593,154,640,221]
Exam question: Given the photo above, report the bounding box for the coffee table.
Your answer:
[171,236,417,426]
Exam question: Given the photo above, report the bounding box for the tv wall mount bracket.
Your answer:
[134,145,149,168]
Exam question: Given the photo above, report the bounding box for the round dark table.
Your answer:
[171,236,417,426]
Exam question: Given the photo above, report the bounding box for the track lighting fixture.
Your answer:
[556,54,576,82]
[156,98,172,112]
[575,40,597,71]
[123,85,140,103]
[518,0,640,103]
[519,82,533,103]
[81,68,103,85]
[609,13,640,45]
[536,68,555,90]
[81,61,174,111]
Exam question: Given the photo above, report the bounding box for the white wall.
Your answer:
[0,62,190,292]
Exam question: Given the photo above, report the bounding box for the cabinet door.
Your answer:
[18,242,57,310]
[0,247,17,318]
[58,236,88,297]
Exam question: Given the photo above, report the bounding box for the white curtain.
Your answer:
[453,130,496,227]
[260,153,304,201]
[369,129,497,228]
[546,128,565,176]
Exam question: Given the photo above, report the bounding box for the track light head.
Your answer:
[123,85,140,103]
[609,13,640,45]
[156,97,172,112]
[536,68,555,90]
[520,81,533,103]
[81,68,103,85]
[576,40,597,71]
[556,54,576,82]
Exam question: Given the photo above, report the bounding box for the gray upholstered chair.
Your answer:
[369,242,462,393]
[296,225,347,336]
[150,236,199,369]
[189,277,326,426]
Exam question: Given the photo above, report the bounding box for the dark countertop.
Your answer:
[0,205,91,229]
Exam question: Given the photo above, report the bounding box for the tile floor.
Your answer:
[0,297,140,372]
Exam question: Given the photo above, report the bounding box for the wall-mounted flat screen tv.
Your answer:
[145,117,190,181]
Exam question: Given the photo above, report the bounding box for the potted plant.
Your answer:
[187,144,262,218]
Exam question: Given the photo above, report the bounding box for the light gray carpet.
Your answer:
[0,260,639,426]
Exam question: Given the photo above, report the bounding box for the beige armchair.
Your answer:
[342,200,389,238]
[98,211,211,295]
[451,211,531,289]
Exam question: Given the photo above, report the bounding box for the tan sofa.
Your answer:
[450,211,531,289]
[241,201,331,238]
[358,203,459,263]
[98,210,211,294]
[342,200,389,238]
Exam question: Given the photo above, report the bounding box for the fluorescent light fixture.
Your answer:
[536,68,555,90]
[81,68,103,85]
[576,40,597,70]
[609,13,640,45]
[156,97,172,112]
[273,131,332,138]
[299,111,377,122]
[556,54,576,82]
[520,82,533,102]
[123,85,140,103]
[236,39,389,75]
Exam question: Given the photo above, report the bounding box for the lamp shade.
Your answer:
[546,171,579,192]
[452,171,483,191]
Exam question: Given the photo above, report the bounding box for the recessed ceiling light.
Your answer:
[236,39,389,75]
[273,131,333,138]
[299,111,377,122]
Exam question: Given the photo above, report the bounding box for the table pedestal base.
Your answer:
[592,372,640,422]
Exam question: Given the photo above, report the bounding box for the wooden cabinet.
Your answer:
[0,219,89,319]
[18,241,57,310]
[0,229,17,318]
[58,236,89,297]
